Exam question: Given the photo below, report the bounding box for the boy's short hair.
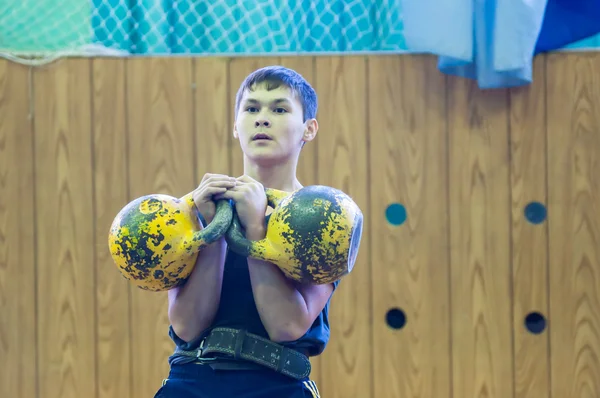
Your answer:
[234,65,318,122]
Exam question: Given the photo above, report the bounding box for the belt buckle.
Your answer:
[195,338,217,363]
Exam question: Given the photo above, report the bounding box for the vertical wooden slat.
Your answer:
[194,57,231,177]
[447,77,513,398]
[92,58,131,398]
[126,57,195,398]
[228,57,281,177]
[315,56,371,398]
[509,55,550,398]
[0,60,36,398]
[547,53,600,398]
[369,54,451,398]
[33,59,96,398]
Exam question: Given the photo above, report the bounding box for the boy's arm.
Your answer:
[245,225,335,343]
[168,173,237,343]
[167,236,227,343]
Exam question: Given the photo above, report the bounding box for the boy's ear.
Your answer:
[233,123,239,139]
[303,118,318,142]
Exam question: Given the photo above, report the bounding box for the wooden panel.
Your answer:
[315,56,371,398]
[509,55,550,398]
[33,59,96,398]
[0,60,36,398]
[547,53,600,398]
[369,55,451,398]
[4,53,600,398]
[194,58,231,177]
[92,58,131,398]
[126,58,195,398]
[447,77,513,398]
[228,57,281,177]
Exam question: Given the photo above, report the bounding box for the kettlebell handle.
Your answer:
[224,187,293,256]
[264,187,292,209]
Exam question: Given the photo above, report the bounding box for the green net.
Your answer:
[0,0,407,65]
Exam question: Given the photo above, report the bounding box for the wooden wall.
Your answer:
[1,53,599,398]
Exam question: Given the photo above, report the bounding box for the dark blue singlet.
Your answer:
[154,243,339,398]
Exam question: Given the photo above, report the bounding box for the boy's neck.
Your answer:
[243,157,302,192]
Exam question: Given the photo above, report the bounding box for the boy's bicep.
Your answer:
[297,281,336,322]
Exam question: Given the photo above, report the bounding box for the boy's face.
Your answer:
[234,82,317,165]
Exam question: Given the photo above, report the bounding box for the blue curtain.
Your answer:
[91,0,406,54]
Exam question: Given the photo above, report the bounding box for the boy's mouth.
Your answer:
[252,133,272,141]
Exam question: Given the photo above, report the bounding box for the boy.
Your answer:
[153,66,339,398]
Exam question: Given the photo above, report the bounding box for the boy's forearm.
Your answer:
[167,238,227,342]
[245,225,310,342]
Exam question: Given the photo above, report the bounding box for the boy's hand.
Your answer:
[215,175,267,239]
[192,173,237,224]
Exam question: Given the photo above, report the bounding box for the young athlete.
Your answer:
[153,66,338,398]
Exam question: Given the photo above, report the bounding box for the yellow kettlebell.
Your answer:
[225,185,363,285]
[108,192,233,291]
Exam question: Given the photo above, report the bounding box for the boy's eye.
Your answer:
[274,108,287,113]
[246,107,258,113]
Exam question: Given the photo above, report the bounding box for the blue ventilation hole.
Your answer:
[524,201,547,224]
[386,308,406,330]
[385,203,406,226]
[524,311,547,334]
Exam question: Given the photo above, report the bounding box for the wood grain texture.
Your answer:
[228,57,281,177]
[126,57,195,398]
[314,56,371,398]
[447,77,513,398]
[547,53,600,398]
[0,60,36,398]
[194,58,231,177]
[369,55,451,398]
[91,58,131,398]
[508,55,550,398]
[3,53,600,398]
[33,59,96,398]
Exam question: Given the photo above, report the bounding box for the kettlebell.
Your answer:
[108,192,233,291]
[225,185,363,285]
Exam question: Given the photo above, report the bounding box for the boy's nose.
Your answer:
[255,119,271,128]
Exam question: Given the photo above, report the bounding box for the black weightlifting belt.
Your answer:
[173,327,311,380]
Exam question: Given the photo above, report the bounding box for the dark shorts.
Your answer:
[153,362,321,398]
